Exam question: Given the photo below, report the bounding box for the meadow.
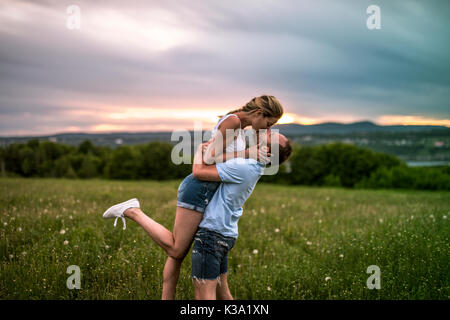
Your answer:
[0,177,448,299]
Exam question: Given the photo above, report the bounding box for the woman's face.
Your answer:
[251,112,279,130]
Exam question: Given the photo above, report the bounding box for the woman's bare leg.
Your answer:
[123,206,202,259]
[161,257,182,300]
[124,206,203,299]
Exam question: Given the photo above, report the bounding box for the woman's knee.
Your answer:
[167,248,188,261]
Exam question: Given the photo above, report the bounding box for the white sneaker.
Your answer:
[102,198,140,230]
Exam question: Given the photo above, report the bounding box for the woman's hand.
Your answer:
[247,143,271,163]
[201,137,215,153]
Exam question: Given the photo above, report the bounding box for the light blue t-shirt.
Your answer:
[198,158,265,239]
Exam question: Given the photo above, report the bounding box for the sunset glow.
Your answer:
[378,115,450,127]
[276,113,319,125]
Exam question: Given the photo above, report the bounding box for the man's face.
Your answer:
[259,130,287,149]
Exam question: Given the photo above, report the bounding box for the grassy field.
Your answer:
[0,177,448,300]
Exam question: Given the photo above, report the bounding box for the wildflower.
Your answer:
[339,254,344,258]
[306,241,312,246]
[22,251,27,256]
[17,227,22,232]
[252,249,258,255]
[3,222,7,226]
[379,218,383,223]
[444,215,447,220]
[274,228,280,233]
[325,277,331,282]
[105,245,110,249]
[60,229,66,235]
[281,204,286,209]
[63,240,69,245]
[267,286,271,291]
[9,254,14,259]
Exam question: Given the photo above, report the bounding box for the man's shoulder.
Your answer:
[221,158,264,176]
[223,158,262,168]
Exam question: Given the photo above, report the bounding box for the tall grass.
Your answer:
[0,177,448,299]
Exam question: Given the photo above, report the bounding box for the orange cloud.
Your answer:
[377,115,450,127]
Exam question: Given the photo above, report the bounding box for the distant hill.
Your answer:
[273,121,449,135]
[0,120,448,148]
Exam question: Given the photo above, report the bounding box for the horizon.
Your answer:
[1,119,449,139]
[1,1,449,136]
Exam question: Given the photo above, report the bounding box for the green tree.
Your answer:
[104,145,139,179]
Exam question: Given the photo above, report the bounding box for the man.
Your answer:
[190,131,292,299]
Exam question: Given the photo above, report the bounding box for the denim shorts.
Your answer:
[177,173,220,213]
[191,227,236,281]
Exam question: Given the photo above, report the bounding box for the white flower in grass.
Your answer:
[339,254,344,258]
[274,228,280,233]
[105,245,110,249]
[325,277,331,282]
[306,241,312,246]
[3,222,7,226]
[9,254,14,259]
[60,229,66,235]
[444,215,447,219]
[267,286,271,291]
[252,249,258,255]
[63,240,69,245]
[17,227,22,232]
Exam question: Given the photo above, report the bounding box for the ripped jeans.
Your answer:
[191,227,236,281]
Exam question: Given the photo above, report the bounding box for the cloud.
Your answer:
[0,0,449,136]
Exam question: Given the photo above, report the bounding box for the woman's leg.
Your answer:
[123,206,202,259]
[124,206,203,299]
[161,257,182,300]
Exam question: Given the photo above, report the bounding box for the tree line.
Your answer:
[1,138,449,190]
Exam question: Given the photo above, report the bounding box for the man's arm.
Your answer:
[192,143,222,181]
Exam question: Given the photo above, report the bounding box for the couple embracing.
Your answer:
[102,95,292,300]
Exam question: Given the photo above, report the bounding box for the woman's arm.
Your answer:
[203,116,242,164]
[193,142,221,181]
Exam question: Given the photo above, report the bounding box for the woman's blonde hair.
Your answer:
[225,95,284,119]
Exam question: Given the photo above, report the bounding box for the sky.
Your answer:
[0,0,449,136]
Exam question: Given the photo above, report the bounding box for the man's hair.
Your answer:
[268,138,293,165]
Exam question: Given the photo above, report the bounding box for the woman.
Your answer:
[102,95,284,299]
